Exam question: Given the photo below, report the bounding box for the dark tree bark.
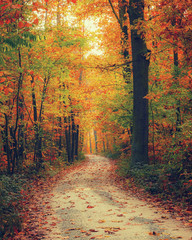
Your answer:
[109,0,131,83]
[31,75,44,169]
[118,0,131,83]
[71,114,76,163]
[94,130,98,153]
[174,49,181,133]
[9,48,25,174]
[17,48,24,170]
[64,116,72,163]
[103,138,106,153]
[74,124,79,158]
[129,0,150,165]
[3,114,11,174]
[89,131,92,154]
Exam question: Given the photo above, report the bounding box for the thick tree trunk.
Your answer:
[129,0,150,165]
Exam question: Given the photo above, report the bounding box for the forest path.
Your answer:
[39,155,192,240]
[14,155,191,240]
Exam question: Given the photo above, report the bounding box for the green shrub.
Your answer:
[0,175,24,239]
[104,144,123,159]
[118,159,192,205]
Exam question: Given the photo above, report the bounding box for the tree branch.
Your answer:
[108,0,122,29]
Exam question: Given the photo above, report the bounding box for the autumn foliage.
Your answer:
[0,0,192,238]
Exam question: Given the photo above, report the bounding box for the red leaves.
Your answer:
[67,0,77,3]
[87,205,95,208]
[18,21,24,28]
[50,222,57,226]
[89,229,98,232]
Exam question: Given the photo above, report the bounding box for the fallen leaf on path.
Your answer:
[125,222,132,225]
[65,228,81,231]
[87,205,95,208]
[117,214,124,217]
[89,229,98,232]
[161,216,169,219]
[111,220,123,223]
[98,220,105,223]
[50,222,57,226]
[105,230,115,234]
[149,231,160,236]
[90,235,104,239]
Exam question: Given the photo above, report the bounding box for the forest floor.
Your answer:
[14,155,192,240]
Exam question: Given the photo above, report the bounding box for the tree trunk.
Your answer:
[103,138,106,153]
[74,124,79,158]
[17,48,24,170]
[108,0,131,83]
[64,116,72,163]
[3,114,11,174]
[31,75,43,169]
[129,0,150,165]
[89,131,92,154]
[174,49,181,133]
[58,117,62,156]
[94,130,98,153]
[118,0,131,83]
[71,114,76,163]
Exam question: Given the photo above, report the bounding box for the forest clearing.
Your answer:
[0,0,192,239]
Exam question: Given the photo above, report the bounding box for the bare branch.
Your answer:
[108,0,122,29]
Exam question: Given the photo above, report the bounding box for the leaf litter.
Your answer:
[13,155,192,240]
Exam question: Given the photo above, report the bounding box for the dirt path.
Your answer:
[35,155,191,240]
[16,155,191,240]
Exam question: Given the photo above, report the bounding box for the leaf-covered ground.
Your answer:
[13,155,192,240]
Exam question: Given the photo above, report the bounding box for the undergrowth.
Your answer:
[117,157,192,208]
[0,175,24,239]
[0,153,86,240]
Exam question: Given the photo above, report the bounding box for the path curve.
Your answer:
[41,155,191,240]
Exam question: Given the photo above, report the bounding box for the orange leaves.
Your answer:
[144,92,161,102]
[149,231,160,236]
[33,18,39,25]
[67,0,77,3]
